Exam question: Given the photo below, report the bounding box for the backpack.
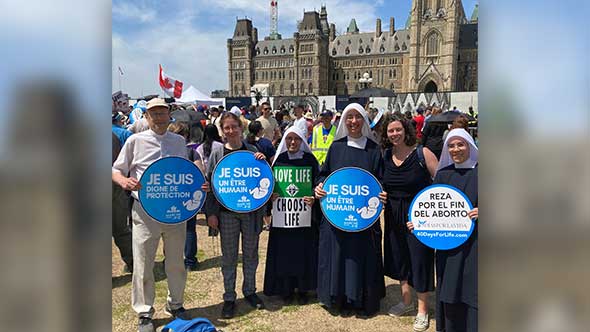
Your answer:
[415,145,434,182]
[162,317,219,332]
[415,145,427,170]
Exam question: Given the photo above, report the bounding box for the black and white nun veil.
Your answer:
[333,103,377,147]
[436,128,478,173]
[272,126,312,166]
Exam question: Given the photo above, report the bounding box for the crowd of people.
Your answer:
[112,96,478,332]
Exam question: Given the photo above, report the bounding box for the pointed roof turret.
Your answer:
[470,4,479,22]
[347,18,359,34]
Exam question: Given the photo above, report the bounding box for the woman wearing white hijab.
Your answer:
[409,128,478,332]
[263,127,320,304]
[314,103,387,317]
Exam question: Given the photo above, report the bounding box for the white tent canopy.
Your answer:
[175,86,223,106]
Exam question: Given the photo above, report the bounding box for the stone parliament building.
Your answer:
[227,0,478,97]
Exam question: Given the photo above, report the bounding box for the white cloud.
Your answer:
[113,0,390,96]
[203,0,382,38]
[113,20,228,97]
[112,2,157,23]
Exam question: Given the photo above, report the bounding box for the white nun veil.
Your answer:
[272,126,312,166]
[333,103,377,143]
[436,128,479,172]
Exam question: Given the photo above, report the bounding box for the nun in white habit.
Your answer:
[263,126,321,304]
[409,128,479,332]
[313,103,387,316]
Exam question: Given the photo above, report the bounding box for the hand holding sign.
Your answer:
[122,177,141,191]
[314,182,326,199]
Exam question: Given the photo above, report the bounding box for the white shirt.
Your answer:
[112,129,188,199]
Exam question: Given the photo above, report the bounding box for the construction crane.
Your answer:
[270,1,281,39]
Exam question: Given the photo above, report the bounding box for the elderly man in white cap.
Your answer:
[112,98,204,332]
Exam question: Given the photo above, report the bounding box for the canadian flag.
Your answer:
[159,64,187,99]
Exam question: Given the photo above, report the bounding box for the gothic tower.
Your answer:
[407,0,465,92]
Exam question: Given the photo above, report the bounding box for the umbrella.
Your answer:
[428,110,476,124]
[350,87,396,98]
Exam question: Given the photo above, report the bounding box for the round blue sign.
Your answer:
[212,150,274,213]
[139,157,206,224]
[408,184,475,250]
[320,167,384,232]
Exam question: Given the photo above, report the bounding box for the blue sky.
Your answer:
[112,0,478,97]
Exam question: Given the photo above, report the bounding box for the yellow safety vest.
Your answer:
[311,124,336,166]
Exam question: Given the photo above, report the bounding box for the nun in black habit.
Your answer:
[263,127,320,304]
[314,103,388,317]
[409,128,478,332]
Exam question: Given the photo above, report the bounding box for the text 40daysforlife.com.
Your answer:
[415,231,469,239]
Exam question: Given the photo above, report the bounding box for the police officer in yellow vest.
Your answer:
[310,110,336,166]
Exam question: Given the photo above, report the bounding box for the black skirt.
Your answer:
[317,216,385,315]
[263,224,319,296]
[383,196,435,293]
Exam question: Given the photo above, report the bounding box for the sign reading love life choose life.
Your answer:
[212,151,274,212]
[408,184,475,250]
[271,166,313,228]
[320,167,383,232]
[139,157,207,224]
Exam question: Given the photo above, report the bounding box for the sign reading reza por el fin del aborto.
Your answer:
[271,166,313,228]
[409,184,475,250]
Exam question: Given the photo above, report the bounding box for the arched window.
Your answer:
[389,69,393,78]
[289,45,294,53]
[308,83,313,94]
[300,83,305,94]
[332,48,337,56]
[359,47,364,54]
[255,72,258,80]
[393,69,397,78]
[270,85,275,95]
[234,85,238,95]
[272,46,277,54]
[380,45,386,53]
[355,84,359,92]
[426,31,440,55]
[264,47,269,55]
[345,47,350,55]
[256,48,260,55]
[280,46,285,53]
[394,44,400,51]
[279,84,284,95]
[366,46,371,54]
[241,85,245,96]
[402,42,408,51]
